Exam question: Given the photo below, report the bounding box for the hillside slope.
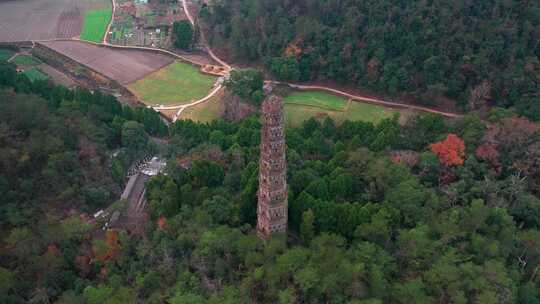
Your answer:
[201,0,540,118]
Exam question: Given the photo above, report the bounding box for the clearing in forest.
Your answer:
[284,91,402,127]
[81,4,112,42]
[128,61,216,106]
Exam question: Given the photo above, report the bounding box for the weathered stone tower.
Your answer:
[257,95,288,238]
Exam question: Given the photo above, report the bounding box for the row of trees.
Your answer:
[200,0,540,120]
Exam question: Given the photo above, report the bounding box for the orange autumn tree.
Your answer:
[92,230,121,262]
[430,134,466,166]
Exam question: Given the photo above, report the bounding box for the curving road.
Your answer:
[153,84,223,122]
[272,82,459,118]
[181,0,231,70]
[180,0,459,119]
[35,0,459,120]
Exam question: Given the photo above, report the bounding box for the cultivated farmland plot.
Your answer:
[40,40,173,84]
[0,0,110,42]
[127,61,216,106]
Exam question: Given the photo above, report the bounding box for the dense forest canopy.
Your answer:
[201,0,540,118]
[0,60,166,233]
[1,57,540,303]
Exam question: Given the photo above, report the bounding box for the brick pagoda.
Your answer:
[257,95,288,238]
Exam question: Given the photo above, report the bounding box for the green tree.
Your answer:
[121,121,149,154]
[173,20,194,49]
[0,267,14,294]
[224,68,265,104]
[300,209,315,244]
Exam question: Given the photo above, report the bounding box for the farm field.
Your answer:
[0,0,110,42]
[284,91,403,127]
[39,40,173,84]
[178,90,224,122]
[80,7,113,42]
[12,55,42,67]
[128,61,216,106]
[23,68,51,81]
[0,49,15,61]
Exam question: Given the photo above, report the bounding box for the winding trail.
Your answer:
[34,0,459,120]
[180,0,459,119]
[154,84,223,122]
[181,0,231,70]
[274,82,459,118]
[103,0,116,44]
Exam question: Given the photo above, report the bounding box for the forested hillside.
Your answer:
[2,60,540,302]
[201,0,540,118]
[0,61,166,303]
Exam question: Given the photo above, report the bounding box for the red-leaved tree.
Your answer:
[475,143,501,171]
[430,134,466,167]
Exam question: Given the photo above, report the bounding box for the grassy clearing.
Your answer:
[284,90,402,127]
[12,55,42,67]
[285,91,346,111]
[81,8,112,42]
[0,49,15,61]
[179,91,224,123]
[23,68,50,81]
[128,61,216,106]
[344,100,400,122]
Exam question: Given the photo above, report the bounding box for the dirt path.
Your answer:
[152,84,224,122]
[32,0,460,120]
[274,82,459,118]
[180,0,458,119]
[103,0,115,44]
[6,52,18,62]
[181,0,231,70]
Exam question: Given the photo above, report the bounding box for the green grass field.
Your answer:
[12,55,42,67]
[128,61,216,106]
[285,91,346,111]
[0,49,15,61]
[179,92,224,123]
[81,8,112,42]
[284,91,402,127]
[23,68,50,82]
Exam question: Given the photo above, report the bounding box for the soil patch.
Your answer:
[0,0,109,42]
[40,40,173,84]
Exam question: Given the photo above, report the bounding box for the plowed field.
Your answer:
[40,40,173,84]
